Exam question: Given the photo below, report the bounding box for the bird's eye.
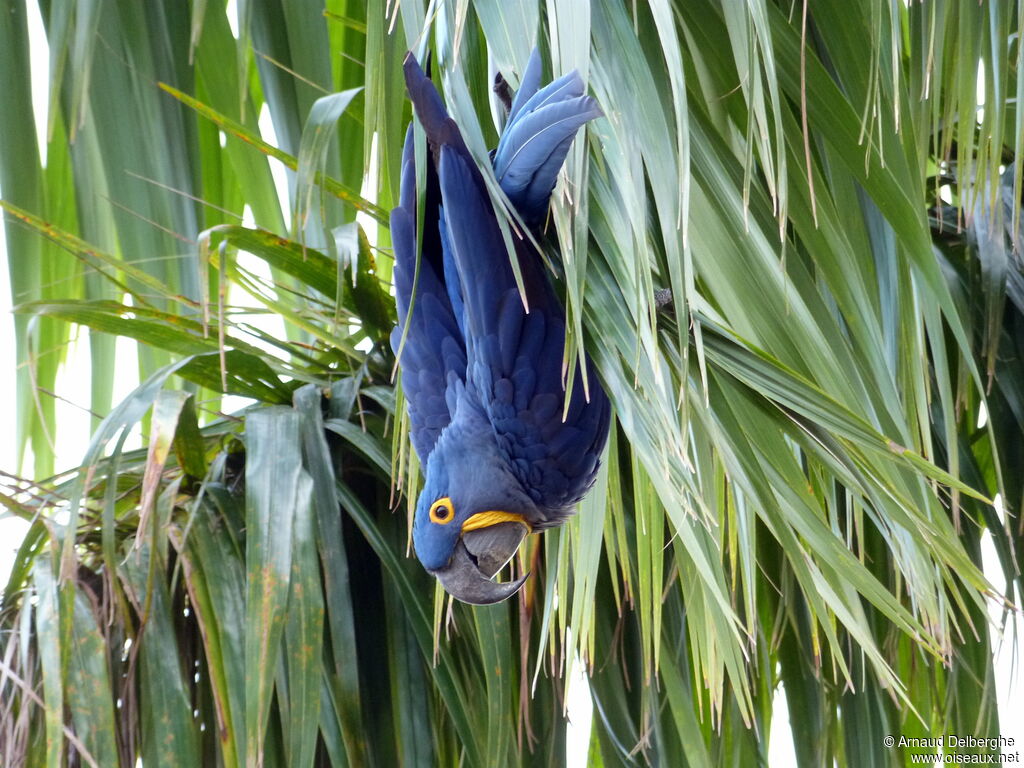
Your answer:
[429,497,454,525]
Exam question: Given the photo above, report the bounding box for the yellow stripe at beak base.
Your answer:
[461,511,532,534]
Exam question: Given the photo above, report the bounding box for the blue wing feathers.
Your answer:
[495,96,595,181]
[494,70,602,224]
[437,146,535,340]
[396,50,609,516]
[437,214,467,340]
[510,366,536,410]
[507,47,542,123]
[497,292,525,374]
[391,128,467,461]
[402,55,469,161]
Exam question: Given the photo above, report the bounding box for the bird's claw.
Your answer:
[493,72,514,112]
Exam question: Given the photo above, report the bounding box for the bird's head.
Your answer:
[412,451,532,605]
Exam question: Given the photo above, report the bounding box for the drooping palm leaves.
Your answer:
[1,0,1021,765]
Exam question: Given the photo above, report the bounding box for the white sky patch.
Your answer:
[768,681,797,766]
[225,0,240,40]
[110,313,143,454]
[977,59,986,125]
[258,102,292,231]
[52,324,96,463]
[357,132,380,247]
[26,0,49,167]
[565,650,594,765]
[242,202,256,229]
[219,392,259,418]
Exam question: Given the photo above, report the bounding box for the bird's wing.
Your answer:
[507,47,542,123]
[436,146,609,516]
[403,54,609,514]
[390,126,467,462]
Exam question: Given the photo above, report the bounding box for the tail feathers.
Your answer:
[507,47,542,124]
[405,50,599,227]
[494,70,601,224]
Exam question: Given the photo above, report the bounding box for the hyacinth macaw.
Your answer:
[391,49,610,605]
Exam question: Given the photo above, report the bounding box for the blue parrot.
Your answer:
[391,50,610,604]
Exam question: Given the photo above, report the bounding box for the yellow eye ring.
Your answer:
[429,497,455,525]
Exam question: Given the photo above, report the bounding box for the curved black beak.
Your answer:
[431,522,529,605]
